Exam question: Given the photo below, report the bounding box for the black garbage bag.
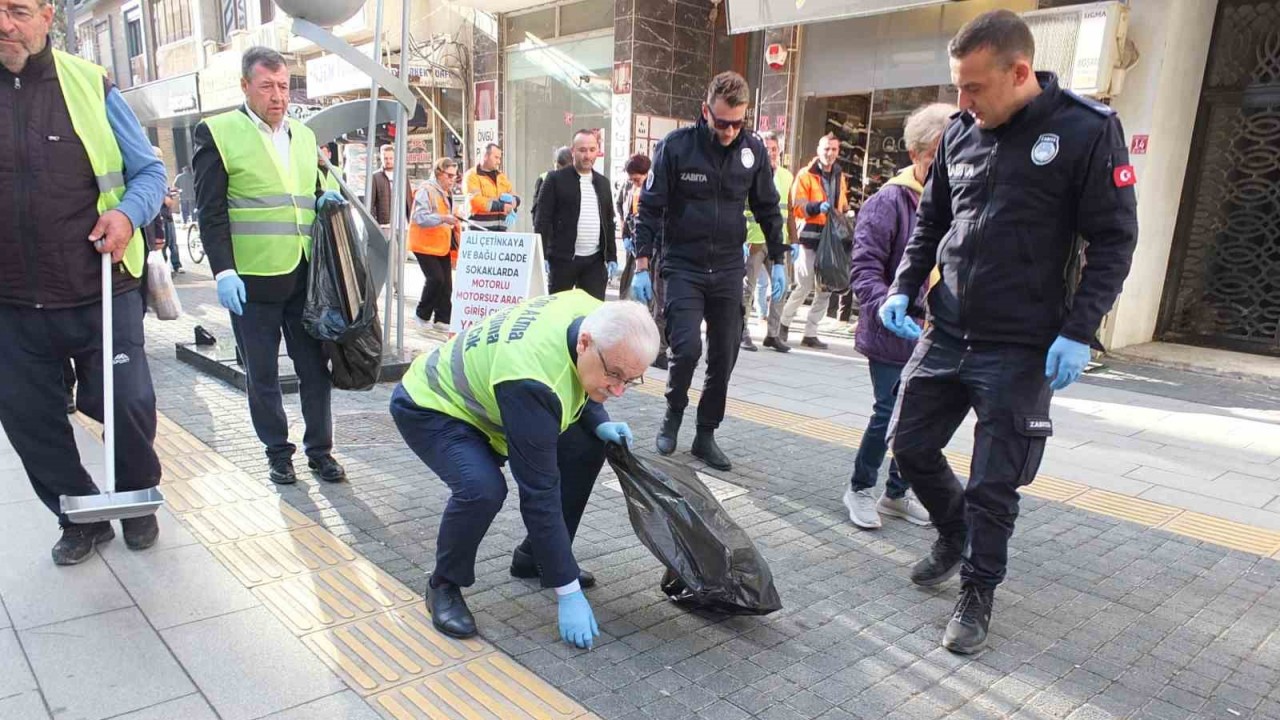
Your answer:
[815,211,853,294]
[304,200,382,390]
[605,444,782,615]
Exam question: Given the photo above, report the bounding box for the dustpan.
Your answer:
[60,254,165,523]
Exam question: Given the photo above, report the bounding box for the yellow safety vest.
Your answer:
[205,110,320,277]
[52,50,144,278]
[401,291,601,455]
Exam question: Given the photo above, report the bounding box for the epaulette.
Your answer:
[1063,89,1115,117]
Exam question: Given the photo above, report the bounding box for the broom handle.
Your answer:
[102,253,115,495]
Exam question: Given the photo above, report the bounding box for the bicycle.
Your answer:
[186,221,205,265]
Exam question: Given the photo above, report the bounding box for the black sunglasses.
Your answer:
[707,107,745,131]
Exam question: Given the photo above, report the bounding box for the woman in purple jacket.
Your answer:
[843,103,956,530]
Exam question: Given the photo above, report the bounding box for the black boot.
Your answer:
[691,429,731,471]
[656,410,681,456]
[121,514,160,550]
[308,455,347,483]
[651,353,669,370]
[51,522,114,565]
[426,577,478,639]
[509,545,596,588]
[943,584,994,655]
[910,533,965,587]
[762,335,791,353]
[268,457,297,485]
[801,336,829,350]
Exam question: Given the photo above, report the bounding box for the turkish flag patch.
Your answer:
[1113,164,1137,187]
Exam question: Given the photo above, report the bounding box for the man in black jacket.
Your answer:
[880,10,1139,655]
[534,129,617,300]
[633,72,788,471]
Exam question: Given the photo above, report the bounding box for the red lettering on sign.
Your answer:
[1113,165,1137,188]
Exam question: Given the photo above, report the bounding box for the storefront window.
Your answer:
[150,0,193,47]
[558,0,613,37]
[864,85,955,196]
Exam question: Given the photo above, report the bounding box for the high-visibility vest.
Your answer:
[204,110,320,277]
[400,290,601,455]
[52,50,144,278]
[408,181,453,256]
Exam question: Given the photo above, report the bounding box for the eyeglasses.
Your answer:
[594,344,644,388]
[707,107,745,131]
[0,5,38,22]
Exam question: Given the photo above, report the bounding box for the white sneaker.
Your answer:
[843,488,881,529]
[877,491,932,526]
[433,321,450,332]
[413,317,433,332]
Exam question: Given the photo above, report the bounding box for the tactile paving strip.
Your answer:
[162,472,273,512]
[210,526,359,586]
[161,451,245,483]
[1068,489,1183,527]
[1159,511,1280,557]
[373,654,587,720]
[181,498,316,544]
[255,558,419,635]
[305,605,488,695]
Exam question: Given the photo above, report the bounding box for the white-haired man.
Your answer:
[391,291,659,649]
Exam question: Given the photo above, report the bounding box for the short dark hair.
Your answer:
[572,128,598,143]
[949,9,1035,68]
[624,154,651,175]
[553,146,572,168]
[242,46,287,81]
[485,143,501,154]
[705,71,750,108]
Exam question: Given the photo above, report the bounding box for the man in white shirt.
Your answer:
[534,129,617,300]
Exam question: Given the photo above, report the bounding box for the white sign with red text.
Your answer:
[449,231,546,334]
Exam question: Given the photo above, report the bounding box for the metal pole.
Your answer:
[364,0,386,205]
[395,0,411,355]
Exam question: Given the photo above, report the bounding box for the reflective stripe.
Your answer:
[423,344,502,435]
[472,217,507,230]
[229,221,313,237]
[96,171,125,194]
[228,194,316,210]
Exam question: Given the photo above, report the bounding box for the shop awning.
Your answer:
[446,0,550,14]
[725,0,949,34]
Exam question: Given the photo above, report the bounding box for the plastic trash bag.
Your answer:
[815,212,853,294]
[605,444,782,615]
[145,250,182,320]
[304,200,382,390]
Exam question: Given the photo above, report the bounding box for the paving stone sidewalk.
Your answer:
[137,260,1280,720]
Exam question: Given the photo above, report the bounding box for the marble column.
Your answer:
[623,0,716,122]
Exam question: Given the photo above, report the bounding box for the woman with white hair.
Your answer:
[391,291,659,650]
[842,102,956,530]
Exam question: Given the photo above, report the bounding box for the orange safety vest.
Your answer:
[409,181,455,256]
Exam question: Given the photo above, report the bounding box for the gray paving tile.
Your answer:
[110,694,219,720]
[99,507,199,555]
[20,607,193,720]
[0,501,132,630]
[1139,487,1280,531]
[162,606,346,720]
[258,690,381,719]
[0,690,49,720]
[0,627,37,699]
[103,542,259,630]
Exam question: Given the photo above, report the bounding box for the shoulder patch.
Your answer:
[1063,89,1115,117]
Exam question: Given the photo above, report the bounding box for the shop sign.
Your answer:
[307,44,378,99]
[199,59,246,114]
[121,72,201,125]
[1130,135,1149,155]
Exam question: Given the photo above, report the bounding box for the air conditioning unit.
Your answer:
[1022,1,1131,98]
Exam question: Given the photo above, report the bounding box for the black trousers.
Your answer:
[413,253,452,324]
[389,385,605,588]
[549,252,607,300]
[889,329,1053,589]
[229,280,333,463]
[0,292,161,526]
[663,266,744,430]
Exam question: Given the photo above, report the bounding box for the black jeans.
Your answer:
[663,266,744,430]
[889,329,1053,589]
[413,253,452,324]
[850,359,909,498]
[0,292,161,526]
[389,385,605,588]
[163,218,181,270]
[549,252,607,300]
[229,281,334,463]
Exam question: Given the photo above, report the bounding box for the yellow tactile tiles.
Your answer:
[143,411,596,720]
[635,381,1280,558]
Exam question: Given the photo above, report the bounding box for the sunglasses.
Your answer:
[707,107,745,131]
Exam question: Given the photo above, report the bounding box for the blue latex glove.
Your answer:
[607,261,619,279]
[623,238,635,255]
[316,190,343,211]
[595,422,633,446]
[743,244,749,261]
[217,272,247,316]
[790,245,799,262]
[558,590,599,649]
[631,270,653,303]
[498,193,516,204]
[771,264,787,302]
[820,201,831,215]
[879,294,921,340]
[505,211,518,228]
[1045,336,1090,391]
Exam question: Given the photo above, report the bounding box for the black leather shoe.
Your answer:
[691,430,731,471]
[910,534,965,587]
[740,336,758,351]
[308,455,347,483]
[426,579,478,639]
[762,336,791,353]
[509,545,596,588]
[801,336,829,350]
[51,522,114,565]
[943,584,994,655]
[121,514,159,550]
[656,410,682,456]
[268,457,297,485]
[651,353,669,370]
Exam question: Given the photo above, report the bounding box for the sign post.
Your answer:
[449,231,547,334]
